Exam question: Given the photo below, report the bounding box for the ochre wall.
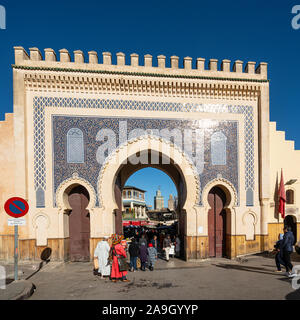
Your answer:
[0,114,16,236]
[269,122,300,225]
[0,223,299,262]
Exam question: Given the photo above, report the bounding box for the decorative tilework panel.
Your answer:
[52,116,239,207]
[33,97,255,207]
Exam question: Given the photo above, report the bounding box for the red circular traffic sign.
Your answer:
[4,197,29,218]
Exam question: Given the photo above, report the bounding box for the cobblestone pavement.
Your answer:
[4,253,295,300]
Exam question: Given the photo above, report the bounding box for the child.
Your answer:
[147,243,157,271]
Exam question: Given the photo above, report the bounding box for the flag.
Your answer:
[278,169,286,219]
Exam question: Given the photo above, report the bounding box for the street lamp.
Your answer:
[285,179,297,185]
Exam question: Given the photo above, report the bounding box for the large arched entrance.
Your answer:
[284,215,297,245]
[208,187,227,258]
[68,185,91,261]
[97,135,201,260]
[113,150,186,258]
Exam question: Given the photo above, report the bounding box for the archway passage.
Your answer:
[208,187,227,258]
[113,150,187,258]
[68,185,91,261]
[284,215,297,245]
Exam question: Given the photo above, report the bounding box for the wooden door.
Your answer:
[208,187,226,258]
[284,215,297,245]
[68,185,90,261]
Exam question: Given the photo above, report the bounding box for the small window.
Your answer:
[67,128,84,163]
[286,190,294,205]
[211,131,227,165]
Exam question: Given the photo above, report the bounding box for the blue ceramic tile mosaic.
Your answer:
[33,97,255,208]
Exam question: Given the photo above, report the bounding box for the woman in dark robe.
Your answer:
[139,242,148,271]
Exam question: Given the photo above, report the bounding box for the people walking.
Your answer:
[110,234,130,282]
[93,236,111,278]
[128,238,139,272]
[280,226,296,277]
[159,232,165,250]
[175,235,181,258]
[139,242,148,271]
[139,233,147,247]
[274,233,285,273]
[151,235,158,250]
[147,243,157,271]
[163,234,172,261]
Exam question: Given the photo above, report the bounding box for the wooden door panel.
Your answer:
[208,192,216,257]
[68,186,90,261]
[208,187,226,258]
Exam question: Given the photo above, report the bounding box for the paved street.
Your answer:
[3,253,296,300]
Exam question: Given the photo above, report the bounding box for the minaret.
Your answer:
[154,186,164,209]
[168,194,175,210]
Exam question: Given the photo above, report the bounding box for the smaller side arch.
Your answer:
[202,177,237,210]
[56,173,96,214]
[242,210,258,226]
[242,211,257,241]
[32,213,50,246]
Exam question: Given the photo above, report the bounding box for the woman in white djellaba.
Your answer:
[94,236,111,278]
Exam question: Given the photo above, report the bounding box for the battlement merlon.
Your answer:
[13,47,268,81]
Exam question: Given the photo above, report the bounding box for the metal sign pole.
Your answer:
[4,197,29,282]
[14,225,18,281]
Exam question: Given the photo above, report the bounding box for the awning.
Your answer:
[123,220,150,226]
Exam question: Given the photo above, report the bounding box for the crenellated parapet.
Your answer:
[13,46,268,81]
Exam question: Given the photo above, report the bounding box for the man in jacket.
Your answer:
[280,226,296,277]
[128,238,140,272]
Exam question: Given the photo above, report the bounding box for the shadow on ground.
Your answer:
[254,251,300,263]
[25,247,52,280]
[286,289,300,300]
[213,263,281,276]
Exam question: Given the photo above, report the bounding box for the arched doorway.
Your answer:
[208,187,227,258]
[113,153,185,257]
[121,167,180,252]
[284,215,297,245]
[68,185,91,261]
[97,135,201,260]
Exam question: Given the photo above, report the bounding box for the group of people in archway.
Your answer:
[93,231,181,282]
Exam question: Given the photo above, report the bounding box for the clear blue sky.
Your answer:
[0,1,299,197]
[125,168,177,208]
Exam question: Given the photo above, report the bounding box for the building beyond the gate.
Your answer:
[122,186,147,219]
[154,188,164,210]
[0,46,299,261]
[168,194,175,211]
